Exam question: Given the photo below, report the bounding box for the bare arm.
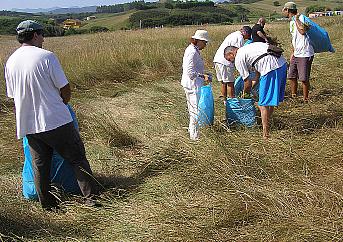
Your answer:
[257,31,268,42]
[294,14,306,35]
[243,77,252,94]
[251,71,260,88]
[60,83,71,104]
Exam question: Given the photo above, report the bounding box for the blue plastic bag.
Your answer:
[198,84,214,126]
[234,73,259,98]
[234,76,244,97]
[22,104,81,200]
[226,98,256,127]
[299,15,335,53]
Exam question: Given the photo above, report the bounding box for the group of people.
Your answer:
[3,1,314,211]
[181,1,315,140]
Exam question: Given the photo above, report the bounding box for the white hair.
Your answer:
[224,46,238,55]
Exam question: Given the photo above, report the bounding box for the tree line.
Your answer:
[129,5,249,28]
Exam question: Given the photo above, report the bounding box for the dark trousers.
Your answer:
[26,122,96,208]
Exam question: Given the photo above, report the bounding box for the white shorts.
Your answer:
[214,62,235,83]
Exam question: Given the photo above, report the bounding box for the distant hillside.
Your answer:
[0,10,34,17]
[11,7,61,13]
[2,0,341,36]
[80,11,135,31]
[239,0,343,19]
[48,6,97,14]
[12,6,97,14]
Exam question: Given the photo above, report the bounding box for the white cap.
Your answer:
[191,30,209,42]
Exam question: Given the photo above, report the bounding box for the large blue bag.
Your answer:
[234,73,259,98]
[226,98,256,127]
[299,15,335,53]
[22,104,81,200]
[198,84,214,126]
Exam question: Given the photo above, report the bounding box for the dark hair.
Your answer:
[241,26,252,36]
[17,29,44,44]
[288,9,297,14]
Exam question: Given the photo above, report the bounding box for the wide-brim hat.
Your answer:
[191,30,209,42]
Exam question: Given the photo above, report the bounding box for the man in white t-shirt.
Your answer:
[5,20,99,210]
[282,2,314,101]
[213,26,252,102]
[224,42,287,139]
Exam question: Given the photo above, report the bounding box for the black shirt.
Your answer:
[252,24,266,43]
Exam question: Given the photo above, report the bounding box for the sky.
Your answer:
[0,0,133,10]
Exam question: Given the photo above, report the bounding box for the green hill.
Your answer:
[1,0,341,35]
[80,11,135,31]
[239,0,343,19]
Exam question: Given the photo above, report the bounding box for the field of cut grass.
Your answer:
[80,11,135,31]
[0,16,343,241]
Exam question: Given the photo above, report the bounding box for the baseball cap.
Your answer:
[283,2,297,10]
[16,20,44,34]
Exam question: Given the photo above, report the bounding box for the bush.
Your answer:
[0,18,21,35]
[129,5,240,28]
[97,1,158,13]
[45,25,65,37]
[89,26,109,33]
[174,1,215,9]
[273,1,281,6]
[305,5,326,15]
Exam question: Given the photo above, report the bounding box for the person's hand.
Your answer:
[204,73,212,83]
[289,53,294,63]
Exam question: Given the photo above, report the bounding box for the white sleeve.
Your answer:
[185,52,198,80]
[237,37,244,48]
[48,53,69,89]
[4,66,14,98]
[235,54,250,80]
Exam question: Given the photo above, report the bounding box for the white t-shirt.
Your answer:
[290,15,314,57]
[234,42,287,80]
[5,46,72,139]
[181,44,204,90]
[213,31,244,66]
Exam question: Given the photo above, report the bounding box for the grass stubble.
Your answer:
[0,17,342,241]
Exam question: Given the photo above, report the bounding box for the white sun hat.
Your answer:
[191,30,209,42]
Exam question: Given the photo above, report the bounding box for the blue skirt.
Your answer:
[258,63,287,106]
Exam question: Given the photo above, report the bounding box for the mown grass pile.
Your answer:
[0,17,342,241]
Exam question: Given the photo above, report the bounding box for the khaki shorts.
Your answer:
[214,62,235,83]
[287,56,314,82]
